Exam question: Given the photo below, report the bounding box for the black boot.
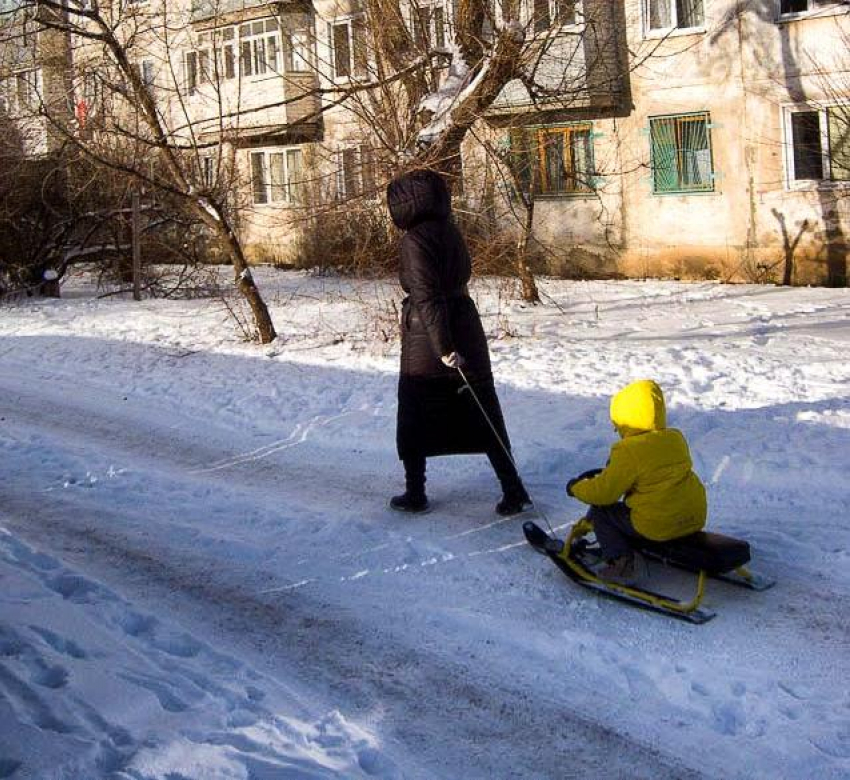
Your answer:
[390,457,429,514]
[390,491,430,513]
[496,483,532,517]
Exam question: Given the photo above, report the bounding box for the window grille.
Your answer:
[650,113,714,193]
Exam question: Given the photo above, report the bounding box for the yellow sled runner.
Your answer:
[524,518,775,624]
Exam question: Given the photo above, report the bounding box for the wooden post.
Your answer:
[132,191,141,301]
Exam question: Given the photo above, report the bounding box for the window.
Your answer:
[410,3,449,48]
[336,146,375,199]
[330,19,367,79]
[779,0,846,16]
[141,59,155,87]
[287,30,312,71]
[644,0,704,34]
[786,105,850,183]
[184,50,198,94]
[250,148,305,205]
[532,0,577,32]
[650,113,714,193]
[201,156,215,189]
[14,69,40,111]
[240,19,281,78]
[510,124,595,196]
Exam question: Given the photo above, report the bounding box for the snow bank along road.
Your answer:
[1,275,849,779]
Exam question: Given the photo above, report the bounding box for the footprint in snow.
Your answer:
[30,626,88,660]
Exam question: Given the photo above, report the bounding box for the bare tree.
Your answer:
[8,0,279,340]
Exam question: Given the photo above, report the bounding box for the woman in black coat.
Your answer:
[386,168,530,516]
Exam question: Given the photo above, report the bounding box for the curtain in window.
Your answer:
[270,153,286,201]
[679,117,711,187]
[827,106,850,181]
[251,152,268,204]
[570,128,592,191]
[651,115,713,192]
[648,0,671,30]
[676,0,703,28]
[286,149,305,202]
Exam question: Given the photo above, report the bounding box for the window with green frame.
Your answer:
[650,112,715,194]
[509,123,595,196]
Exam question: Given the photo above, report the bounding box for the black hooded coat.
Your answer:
[387,170,512,461]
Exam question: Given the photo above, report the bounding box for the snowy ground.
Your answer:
[1,269,849,779]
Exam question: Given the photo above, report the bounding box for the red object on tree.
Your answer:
[75,98,88,128]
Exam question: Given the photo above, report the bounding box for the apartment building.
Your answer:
[2,0,848,284]
[488,0,850,285]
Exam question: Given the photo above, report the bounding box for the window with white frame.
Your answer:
[531,0,578,33]
[14,69,41,112]
[509,123,596,195]
[330,18,368,80]
[240,19,282,78]
[411,2,448,49]
[287,30,312,71]
[644,0,704,35]
[649,112,715,194]
[778,0,847,16]
[336,146,375,199]
[785,105,850,183]
[250,147,305,205]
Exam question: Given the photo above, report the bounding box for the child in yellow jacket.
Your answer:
[567,379,707,582]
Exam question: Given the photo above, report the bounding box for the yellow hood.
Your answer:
[610,380,667,437]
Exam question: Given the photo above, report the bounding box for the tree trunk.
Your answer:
[516,195,540,303]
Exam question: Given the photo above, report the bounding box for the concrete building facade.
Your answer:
[2,0,848,284]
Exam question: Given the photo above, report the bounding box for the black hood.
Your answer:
[386,169,451,230]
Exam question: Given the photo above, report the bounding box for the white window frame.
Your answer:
[329,16,368,82]
[12,68,41,113]
[335,145,376,200]
[239,19,282,80]
[527,0,581,34]
[287,30,313,72]
[777,0,849,21]
[783,103,850,189]
[249,147,305,205]
[409,2,452,49]
[642,0,706,39]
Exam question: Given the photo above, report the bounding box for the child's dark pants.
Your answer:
[588,502,644,561]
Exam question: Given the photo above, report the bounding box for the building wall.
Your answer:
[518,0,850,285]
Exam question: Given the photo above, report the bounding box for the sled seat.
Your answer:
[636,531,751,575]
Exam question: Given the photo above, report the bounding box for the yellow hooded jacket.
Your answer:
[570,380,707,541]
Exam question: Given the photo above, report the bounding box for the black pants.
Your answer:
[403,448,523,496]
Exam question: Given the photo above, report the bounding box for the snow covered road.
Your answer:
[2,273,850,779]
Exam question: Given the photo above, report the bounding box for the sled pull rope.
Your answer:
[457,365,556,535]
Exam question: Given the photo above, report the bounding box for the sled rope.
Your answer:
[457,366,557,535]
